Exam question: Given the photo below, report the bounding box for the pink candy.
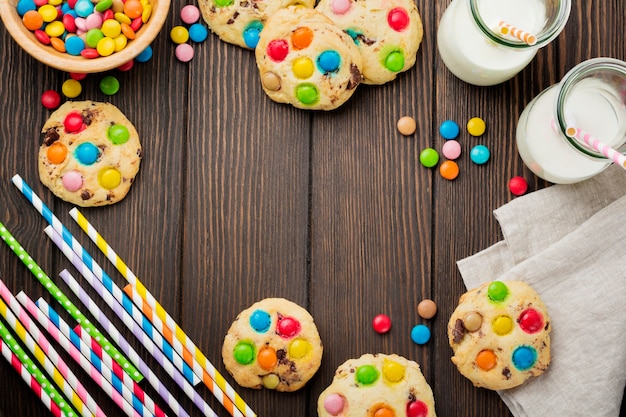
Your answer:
[84,13,103,30]
[62,170,83,191]
[331,0,351,14]
[323,394,345,415]
[180,4,200,24]
[442,140,461,160]
[175,43,194,62]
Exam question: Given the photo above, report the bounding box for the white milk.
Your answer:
[437,0,547,86]
[516,78,626,184]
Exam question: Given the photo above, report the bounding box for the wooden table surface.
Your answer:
[1,1,625,416]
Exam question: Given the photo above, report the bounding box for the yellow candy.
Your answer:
[101,19,122,38]
[492,315,513,336]
[467,117,486,136]
[262,374,279,389]
[38,4,58,22]
[141,4,152,23]
[45,21,66,38]
[382,359,405,383]
[114,12,132,25]
[113,34,128,52]
[62,79,82,98]
[292,57,314,79]
[48,0,63,5]
[288,338,311,359]
[170,26,189,44]
[98,168,121,189]
[96,37,116,56]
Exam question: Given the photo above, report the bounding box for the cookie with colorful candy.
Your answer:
[447,280,551,390]
[38,101,142,207]
[254,6,363,110]
[197,0,314,49]
[222,297,323,391]
[315,0,423,85]
[318,353,437,417]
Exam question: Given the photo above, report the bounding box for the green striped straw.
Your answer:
[0,221,142,381]
[0,318,78,417]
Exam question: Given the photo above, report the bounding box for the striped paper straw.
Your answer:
[59,268,215,417]
[574,127,626,169]
[15,292,152,417]
[497,20,537,45]
[70,208,256,417]
[0,328,75,417]
[44,225,198,386]
[9,175,142,382]
[0,186,142,384]
[0,296,97,417]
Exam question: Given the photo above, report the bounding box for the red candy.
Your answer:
[34,29,51,45]
[406,400,428,417]
[267,39,289,62]
[81,48,100,59]
[102,9,114,21]
[69,72,87,80]
[118,60,135,71]
[64,112,84,133]
[63,14,77,33]
[276,316,301,338]
[41,90,61,109]
[372,314,392,334]
[508,176,528,196]
[130,16,143,31]
[387,8,409,32]
[518,308,544,334]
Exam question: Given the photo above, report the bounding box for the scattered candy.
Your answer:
[69,72,87,81]
[170,25,189,44]
[469,144,490,164]
[410,324,430,344]
[417,299,437,319]
[372,314,392,334]
[441,140,461,160]
[41,90,61,109]
[419,147,439,168]
[439,160,459,180]
[396,116,416,136]
[180,4,200,24]
[508,176,528,196]
[188,23,208,43]
[175,43,194,62]
[61,78,82,98]
[118,60,135,71]
[439,119,460,140]
[466,117,486,136]
[135,45,153,62]
[99,75,120,95]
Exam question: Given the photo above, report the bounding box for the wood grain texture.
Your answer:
[0,0,624,416]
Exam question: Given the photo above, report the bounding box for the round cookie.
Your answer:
[254,6,363,110]
[38,101,142,207]
[318,353,437,417]
[315,0,423,85]
[197,0,315,49]
[222,298,323,392]
[447,280,551,390]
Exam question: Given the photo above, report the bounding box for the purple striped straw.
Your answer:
[58,268,215,417]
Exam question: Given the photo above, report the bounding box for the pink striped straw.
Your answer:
[497,20,537,45]
[15,291,148,417]
[0,288,99,417]
[0,336,64,417]
[574,127,626,169]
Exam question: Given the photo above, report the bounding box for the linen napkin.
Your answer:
[456,165,626,417]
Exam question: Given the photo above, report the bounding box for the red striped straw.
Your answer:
[497,20,537,45]
[0,335,65,417]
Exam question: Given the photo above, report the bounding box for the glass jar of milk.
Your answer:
[516,58,626,184]
[437,0,571,86]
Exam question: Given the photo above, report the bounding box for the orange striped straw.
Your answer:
[498,20,537,45]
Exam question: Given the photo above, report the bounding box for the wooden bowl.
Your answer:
[0,0,170,73]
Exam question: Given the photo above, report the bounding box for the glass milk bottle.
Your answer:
[437,0,571,86]
[516,58,626,184]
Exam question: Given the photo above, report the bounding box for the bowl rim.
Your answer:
[0,0,171,73]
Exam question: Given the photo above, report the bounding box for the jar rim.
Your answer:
[555,57,626,159]
[469,0,571,49]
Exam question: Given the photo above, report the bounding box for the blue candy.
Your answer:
[65,36,85,56]
[317,50,341,73]
[470,144,490,164]
[188,23,208,43]
[512,345,537,370]
[16,0,36,16]
[135,45,153,62]
[249,310,271,333]
[410,324,431,344]
[439,119,460,140]
[75,143,100,165]
[242,21,262,49]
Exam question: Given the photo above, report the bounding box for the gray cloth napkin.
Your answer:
[457,165,626,417]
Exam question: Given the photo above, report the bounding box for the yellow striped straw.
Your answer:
[497,20,537,45]
[70,208,256,417]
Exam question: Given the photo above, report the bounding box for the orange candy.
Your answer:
[121,23,136,40]
[291,27,313,49]
[123,0,143,19]
[256,346,277,371]
[22,10,44,31]
[439,160,459,180]
[475,349,497,371]
[47,142,68,164]
[50,37,66,53]
[373,406,395,417]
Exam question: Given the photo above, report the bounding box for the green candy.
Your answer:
[233,341,255,365]
[296,83,319,106]
[85,29,104,48]
[355,364,379,385]
[488,281,509,302]
[384,50,405,72]
[420,147,439,168]
[107,124,130,145]
[100,75,120,96]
